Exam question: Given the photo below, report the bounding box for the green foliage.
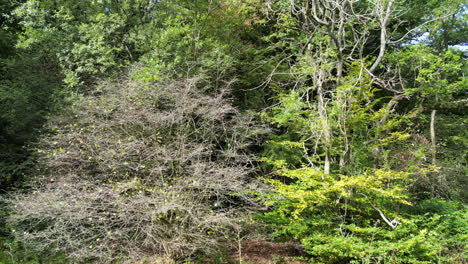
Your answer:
[389,44,466,104]
[0,3,63,189]
[12,0,151,88]
[0,0,466,263]
[261,62,411,172]
[255,1,467,262]
[261,165,467,262]
[131,0,252,88]
[385,44,467,200]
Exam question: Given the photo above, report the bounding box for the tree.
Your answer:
[0,0,63,190]
[252,0,467,261]
[11,0,154,88]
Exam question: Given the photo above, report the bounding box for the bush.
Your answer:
[7,77,265,263]
[260,167,467,263]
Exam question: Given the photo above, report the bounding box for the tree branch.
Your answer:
[369,0,394,73]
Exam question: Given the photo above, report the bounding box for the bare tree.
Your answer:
[7,77,267,263]
[262,0,403,174]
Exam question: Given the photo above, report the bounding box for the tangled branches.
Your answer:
[7,78,265,262]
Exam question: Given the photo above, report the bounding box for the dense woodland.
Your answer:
[0,0,467,263]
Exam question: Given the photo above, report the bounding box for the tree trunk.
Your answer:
[370,0,394,73]
[430,109,437,165]
[317,70,331,175]
[324,151,330,175]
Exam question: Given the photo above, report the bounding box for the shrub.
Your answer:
[261,169,467,264]
[7,77,265,263]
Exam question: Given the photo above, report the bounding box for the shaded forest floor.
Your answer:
[229,240,308,264]
[133,240,308,264]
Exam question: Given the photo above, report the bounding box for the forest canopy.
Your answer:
[0,0,467,263]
